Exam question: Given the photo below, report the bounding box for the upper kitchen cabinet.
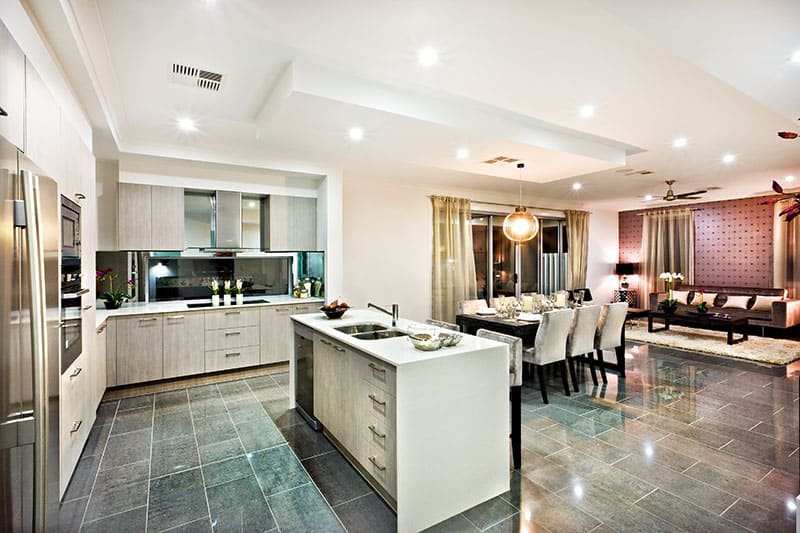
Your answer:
[118,183,184,250]
[25,64,62,179]
[264,195,317,251]
[0,21,25,149]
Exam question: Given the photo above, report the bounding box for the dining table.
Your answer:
[456,312,541,348]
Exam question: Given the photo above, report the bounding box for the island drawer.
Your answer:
[353,351,396,393]
[362,434,396,497]
[205,345,260,372]
[204,325,259,351]
[205,308,259,330]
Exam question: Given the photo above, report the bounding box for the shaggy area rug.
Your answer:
[625,324,800,366]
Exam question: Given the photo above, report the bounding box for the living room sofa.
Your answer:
[648,284,800,332]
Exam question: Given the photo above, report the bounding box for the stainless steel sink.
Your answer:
[352,330,408,340]
[333,323,389,335]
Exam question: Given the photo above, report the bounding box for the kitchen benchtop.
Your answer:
[96,296,324,329]
[291,309,507,367]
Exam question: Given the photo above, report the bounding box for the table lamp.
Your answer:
[615,263,635,289]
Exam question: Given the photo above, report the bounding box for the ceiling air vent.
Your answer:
[483,156,520,165]
[614,168,654,176]
[171,63,223,92]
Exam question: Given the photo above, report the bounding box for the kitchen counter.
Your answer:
[96,295,323,328]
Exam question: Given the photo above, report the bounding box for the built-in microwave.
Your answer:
[60,196,83,372]
[61,196,80,258]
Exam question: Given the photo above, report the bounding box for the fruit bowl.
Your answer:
[320,300,350,319]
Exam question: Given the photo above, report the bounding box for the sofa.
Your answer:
[648,284,800,332]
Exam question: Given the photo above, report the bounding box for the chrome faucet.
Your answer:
[368,302,399,327]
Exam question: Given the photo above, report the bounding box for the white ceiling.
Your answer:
[26,0,800,210]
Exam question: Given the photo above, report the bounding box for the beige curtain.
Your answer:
[773,200,799,298]
[431,196,477,321]
[565,210,589,289]
[640,209,695,296]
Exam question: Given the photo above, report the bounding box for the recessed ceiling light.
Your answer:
[721,153,736,164]
[644,194,654,201]
[673,137,688,148]
[791,49,800,63]
[578,105,595,118]
[418,47,438,67]
[456,147,469,160]
[348,127,364,141]
[572,182,582,191]
[785,175,796,182]
[177,117,196,131]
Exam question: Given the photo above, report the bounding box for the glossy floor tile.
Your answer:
[60,342,799,532]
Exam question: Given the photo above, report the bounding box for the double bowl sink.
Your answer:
[334,322,408,341]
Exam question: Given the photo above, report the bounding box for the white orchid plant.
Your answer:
[658,272,685,310]
[223,280,232,295]
[235,279,243,295]
[208,279,219,296]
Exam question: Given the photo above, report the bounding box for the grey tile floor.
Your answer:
[59,342,799,532]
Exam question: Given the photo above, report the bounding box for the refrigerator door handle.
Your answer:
[21,170,50,531]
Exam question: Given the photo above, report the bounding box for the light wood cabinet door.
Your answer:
[118,183,152,250]
[116,315,163,385]
[25,65,62,179]
[0,22,25,150]
[260,305,294,363]
[151,186,184,251]
[163,313,205,378]
[205,308,259,330]
[105,319,117,387]
[292,197,317,250]
[94,323,107,411]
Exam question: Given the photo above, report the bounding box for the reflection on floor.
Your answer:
[60,342,799,532]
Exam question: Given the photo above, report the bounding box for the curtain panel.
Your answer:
[773,200,799,298]
[640,209,695,297]
[565,210,589,289]
[431,196,477,322]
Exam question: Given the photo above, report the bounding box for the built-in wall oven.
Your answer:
[60,196,83,373]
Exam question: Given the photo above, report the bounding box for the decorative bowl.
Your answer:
[439,333,463,347]
[321,306,348,319]
[408,334,442,351]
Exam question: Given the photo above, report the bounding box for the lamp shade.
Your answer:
[503,207,539,242]
[568,288,593,302]
[615,263,635,276]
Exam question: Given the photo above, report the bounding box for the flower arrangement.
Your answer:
[234,279,243,294]
[223,280,232,295]
[96,268,133,309]
[695,289,709,314]
[208,279,219,295]
[767,180,800,222]
[658,272,684,313]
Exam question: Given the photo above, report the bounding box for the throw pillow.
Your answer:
[722,295,751,309]
[690,292,718,306]
[671,290,690,305]
[751,295,782,311]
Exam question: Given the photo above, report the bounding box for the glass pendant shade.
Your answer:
[503,206,539,242]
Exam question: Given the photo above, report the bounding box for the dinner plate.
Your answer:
[476,308,497,315]
[517,312,542,322]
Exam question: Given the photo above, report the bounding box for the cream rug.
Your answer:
[625,324,800,366]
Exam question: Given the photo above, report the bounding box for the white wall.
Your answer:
[342,174,615,322]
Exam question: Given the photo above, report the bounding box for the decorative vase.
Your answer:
[236,293,243,306]
[223,294,231,306]
[212,294,220,306]
[103,300,122,310]
[660,301,677,314]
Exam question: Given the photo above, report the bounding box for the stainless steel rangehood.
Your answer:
[205,190,243,251]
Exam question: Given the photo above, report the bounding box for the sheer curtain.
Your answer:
[640,209,695,296]
[565,210,589,289]
[773,200,799,298]
[431,196,477,321]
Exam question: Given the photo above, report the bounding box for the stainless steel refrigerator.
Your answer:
[1,135,60,531]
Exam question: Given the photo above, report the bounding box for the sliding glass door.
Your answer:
[472,214,568,300]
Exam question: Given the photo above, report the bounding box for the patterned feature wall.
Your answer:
[618,196,774,289]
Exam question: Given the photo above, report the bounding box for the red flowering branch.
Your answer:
[762,181,800,222]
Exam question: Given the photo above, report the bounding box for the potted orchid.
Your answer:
[658,272,684,313]
[209,279,220,306]
[96,268,133,310]
[695,289,709,314]
[223,280,232,306]
[235,279,244,305]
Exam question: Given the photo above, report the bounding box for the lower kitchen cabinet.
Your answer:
[163,313,205,378]
[60,351,94,496]
[261,303,317,364]
[116,315,163,385]
[93,322,108,409]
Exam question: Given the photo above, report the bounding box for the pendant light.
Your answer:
[503,162,539,242]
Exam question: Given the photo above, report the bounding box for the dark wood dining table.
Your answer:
[456,313,541,348]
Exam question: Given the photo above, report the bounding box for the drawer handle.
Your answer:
[70,420,82,434]
[75,288,90,296]
[278,308,293,313]
[333,345,345,353]
[225,331,241,336]
[319,339,331,346]
[368,456,386,471]
[368,363,386,374]
[167,315,185,320]
[82,304,93,311]
[368,425,386,439]
[96,324,106,333]
[69,367,82,379]
[368,394,386,407]
[225,352,241,358]
[139,317,158,322]
[225,311,241,316]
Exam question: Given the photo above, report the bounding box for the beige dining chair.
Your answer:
[566,305,602,392]
[591,302,629,384]
[425,319,459,331]
[523,308,574,403]
[476,329,523,470]
[457,299,488,315]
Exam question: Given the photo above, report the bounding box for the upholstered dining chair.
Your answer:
[566,305,603,392]
[425,318,460,331]
[476,329,523,470]
[591,302,629,385]
[457,299,488,315]
[523,308,574,403]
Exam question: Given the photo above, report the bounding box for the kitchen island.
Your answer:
[290,309,509,533]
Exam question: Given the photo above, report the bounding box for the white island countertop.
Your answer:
[95,295,324,329]
[291,309,506,366]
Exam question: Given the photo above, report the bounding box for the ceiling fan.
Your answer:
[661,180,707,201]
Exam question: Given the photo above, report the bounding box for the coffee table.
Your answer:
[648,310,748,345]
